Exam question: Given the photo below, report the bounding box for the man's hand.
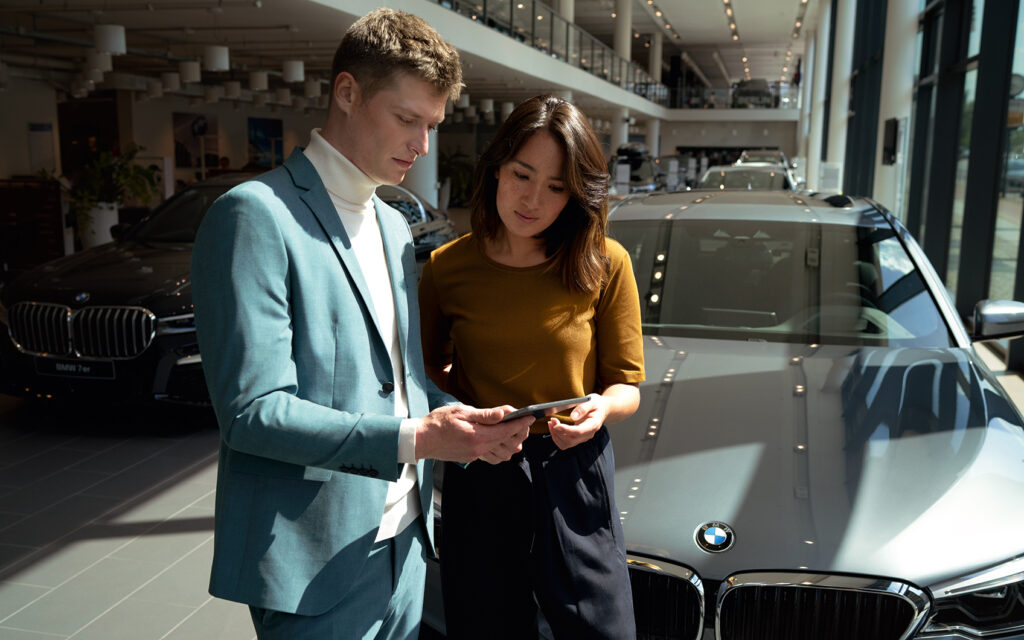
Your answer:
[413,405,532,464]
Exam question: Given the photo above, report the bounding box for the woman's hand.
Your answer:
[548,394,607,450]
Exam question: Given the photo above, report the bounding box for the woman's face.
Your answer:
[494,130,571,241]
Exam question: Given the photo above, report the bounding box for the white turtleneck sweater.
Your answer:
[303,128,420,542]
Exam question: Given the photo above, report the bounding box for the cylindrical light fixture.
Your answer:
[457,93,470,108]
[303,79,321,98]
[249,70,268,91]
[464,105,477,118]
[501,101,515,119]
[73,73,95,91]
[203,45,230,72]
[179,60,201,83]
[86,50,113,72]
[282,60,304,83]
[146,80,163,98]
[253,92,269,106]
[479,98,494,113]
[204,85,223,103]
[275,87,292,103]
[161,72,181,91]
[444,101,454,115]
[94,24,126,56]
[292,96,307,110]
[224,80,242,99]
[84,67,104,83]
[453,111,463,123]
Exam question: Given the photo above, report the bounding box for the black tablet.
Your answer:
[498,396,592,423]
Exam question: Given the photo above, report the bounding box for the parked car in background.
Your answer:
[609,142,665,194]
[423,189,1024,640]
[731,78,775,108]
[0,173,456,405]
[736,148,794,169]
[698,164,796,190]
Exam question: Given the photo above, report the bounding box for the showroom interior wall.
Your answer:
[0,77,61,179]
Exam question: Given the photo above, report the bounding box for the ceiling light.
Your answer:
[86,51,112,72]
[161,71,181,91]
[783,66,789,72]
[203,45,230,72]
[742,56,748,62]
[304,79,321,98]
[611,12,616,17]
[224,80,242,98]
[655,10,662,16]
[796,20,802,27]
[282,60,304,83]
[179,60,201,83]
[479,98,494,112]
[275,87,292,104]
[249,70,268,91]
[733,34,739,40]
[726,7,732,15]
[730,22,736,29]
[665,23,670,28]
[146,79,162,98]
[93,24,126,56]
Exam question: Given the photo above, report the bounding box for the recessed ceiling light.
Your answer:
[733,34,739,40]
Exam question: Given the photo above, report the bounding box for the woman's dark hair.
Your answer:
[469,95,610,294]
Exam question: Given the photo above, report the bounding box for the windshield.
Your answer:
[130,185,232,243]
[608,218,953,347]
[699,169,792,190]
[741,151,785,164]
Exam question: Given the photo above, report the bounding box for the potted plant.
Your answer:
[69,145,158,249]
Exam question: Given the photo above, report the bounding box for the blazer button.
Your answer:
[381,382,395,394]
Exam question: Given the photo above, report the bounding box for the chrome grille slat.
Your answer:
[10,302,156,360]
[627,557,703,640]
[717,572,930,640]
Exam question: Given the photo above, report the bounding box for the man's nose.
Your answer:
[411,127,430,158]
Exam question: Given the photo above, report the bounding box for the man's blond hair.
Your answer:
[331,8,463,102]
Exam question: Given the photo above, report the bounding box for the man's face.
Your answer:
[338,73,448,185]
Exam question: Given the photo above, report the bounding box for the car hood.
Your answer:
[5,240,192,312]
[612,336,1024,589]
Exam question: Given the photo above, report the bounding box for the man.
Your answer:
[191,9,532,639]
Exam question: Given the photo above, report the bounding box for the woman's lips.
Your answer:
[514,210,537,222]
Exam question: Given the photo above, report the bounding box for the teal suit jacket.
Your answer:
[191,149,449,616]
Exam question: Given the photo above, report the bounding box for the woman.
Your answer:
[418,95,644,639]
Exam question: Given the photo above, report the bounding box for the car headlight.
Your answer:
[922,555,1024,637]
[156,313,196,336]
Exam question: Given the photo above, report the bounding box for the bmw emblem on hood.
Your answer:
[74,292,90,303]
[695,522,735,553]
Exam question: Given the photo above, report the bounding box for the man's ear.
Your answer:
[333,71,360,115]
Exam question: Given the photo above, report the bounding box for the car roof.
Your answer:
[608,189,882,226]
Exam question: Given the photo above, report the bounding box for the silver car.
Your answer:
[698,165,797,191]
[422,189,1024,640]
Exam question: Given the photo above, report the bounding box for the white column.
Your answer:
[403,128,439,208]
[797,35,815,177]
[649,31,663,83]
[827,0,856,176]
[555,89,574,102]
[646,118,661,157]
[806,1,832,192]
[557,0,574,23]
[614,0,632,61]
[872,0,918,214]
[610,106,629,153]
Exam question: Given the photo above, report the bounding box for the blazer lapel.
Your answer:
[284,150,384,341]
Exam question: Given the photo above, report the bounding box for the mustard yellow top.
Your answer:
[418,234,645,429]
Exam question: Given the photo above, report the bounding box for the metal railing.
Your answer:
[436,0,670,106]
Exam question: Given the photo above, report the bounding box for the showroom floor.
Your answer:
[0,344,1021,639]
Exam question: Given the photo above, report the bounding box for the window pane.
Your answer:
[989,5,1024,301]
[967,0,984,59]
[945,68,978,297]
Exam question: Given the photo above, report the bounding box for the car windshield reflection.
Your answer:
[130,186,229,243]
[609,218,954,347]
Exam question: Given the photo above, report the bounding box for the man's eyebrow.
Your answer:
[512,159,564,181]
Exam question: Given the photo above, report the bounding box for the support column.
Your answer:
[645,118,661,157]
[557,0,574,23]
[614,0,632,61]
[403,128,438,208]
[610,106,629,154]
[827,0,856,179]
[806,2,831,191]
[649,30,663,83]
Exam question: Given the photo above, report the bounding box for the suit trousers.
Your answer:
[440,426,636,640]
[249,522,426,640]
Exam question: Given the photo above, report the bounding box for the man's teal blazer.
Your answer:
[191,149,449,616]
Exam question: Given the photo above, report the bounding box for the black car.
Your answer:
[0,173,456,405]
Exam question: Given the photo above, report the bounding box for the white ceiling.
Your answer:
[0,0,817,104]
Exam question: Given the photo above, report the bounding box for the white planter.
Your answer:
[81,201,119,249]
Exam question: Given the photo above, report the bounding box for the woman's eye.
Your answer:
[513,171,528,180]
[549,185,565,193]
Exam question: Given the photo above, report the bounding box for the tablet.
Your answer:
[499,396,592,423]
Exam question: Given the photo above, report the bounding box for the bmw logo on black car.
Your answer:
[695,522,735,553]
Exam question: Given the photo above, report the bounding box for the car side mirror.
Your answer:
[972,299,1024,340]
[110,223,132,241]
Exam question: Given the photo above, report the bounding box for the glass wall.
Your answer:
[945,68,977,296]
[989,6,1024,301]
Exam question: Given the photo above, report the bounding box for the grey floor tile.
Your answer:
[131,538,213,609]
[110,507,213,566]
[161,597,254,640]
[0,545,37,573]
[159,430,220,462]
[0,470,111,516]
[0,494,124,547]
[0,537,129,588]
[67,598,195,640]
[67,439,175,475]
[0,626,67,638]
[0,449,95,490]
[0,581,50,620]
[104,481,214,526]
[2,556,165,636]
[79,455,204,501]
